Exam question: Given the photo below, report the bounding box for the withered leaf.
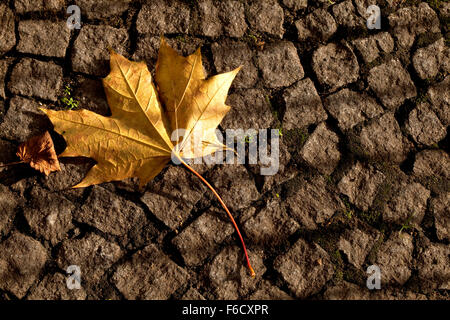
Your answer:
[40,39,255,276]
[41,38,239,188]
[16,131,61,176]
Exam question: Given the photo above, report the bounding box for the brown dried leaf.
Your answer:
[16,131,61,176]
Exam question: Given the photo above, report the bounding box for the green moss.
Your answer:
[284,128,309,150]
[323,174,334,186]
[426,0,444,10]
[360,210,381,226]
[333,249,343,264]
[174,35,187,43]
[334,269,344,281]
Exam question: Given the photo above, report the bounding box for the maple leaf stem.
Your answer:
[0,160,25,168]
[177,156,255,278]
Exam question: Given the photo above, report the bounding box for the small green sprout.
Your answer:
[277,128,283,137]
[60,84,79,110]
[399,213,416,233]
[244,134,255,144]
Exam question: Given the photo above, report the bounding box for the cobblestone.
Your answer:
[0,0,448,301]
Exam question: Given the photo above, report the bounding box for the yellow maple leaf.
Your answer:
[156,38,240,159]
[41,38,255,276]
[41,39,239,188]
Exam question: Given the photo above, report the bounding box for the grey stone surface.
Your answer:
[181,288,206,300]
[312,43,359,91]
[0,58,12,99]
[208,165,259,213]
[113,244,189,299]
[413,149,449,180]
[413,38,449,80]
[133,35,204,66]
[248,280,293,300]
[14,0,64,13]
[372,289,428,300]
[405,103,446,146]
[8,59,63,101]
[352,32,394,64]
[137,0,190,35]
[332,0,365,28]
[73,77,110,116]
[382,181,430,226]
[172,209,234,266]
[388,3,440,49]
[27,273,87,300]
[72,25,129,76]
[431,192,450,241]
[211,40,258,89]
[38,161,89,203]
[218,0,248,38]
[194,0,222,37]
[0,4,16,54]
[57,233,123,284]
[0,96,51,141]
[324,89,383,132]
[17,20,71,58]
[132,35,164,65]
[0,139,17,166]
[0,232,47,299]
[282,0,307,11]
[40,161,92,192]
[368,59,416,110]
[417,240,450,290]
[283,78,327,130]
[209,246,265,299]
[0,185,18,236]
[142,166,206,230]
[246,0,284,38]
[257,41,304,88]
[375,233,413,286]
[243,200,299,247]
[285,175,344,230]
[354,112,408,163]
[440,1,450,18]
[338,161,385,211]
[23,187,75,245]
[300,123,341,175]
[75,186,147,238]
[222,89,274,129]
[338,228,380,268]
[427,76,450,126]
[74,0,131,19]
[323,281,370,300]
[296,9,337,42]
[274,238,334,298]
[248,137,296,194]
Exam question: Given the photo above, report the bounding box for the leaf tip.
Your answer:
[233,65,243,75]
[71,182,86,189]
[249,267,256,278]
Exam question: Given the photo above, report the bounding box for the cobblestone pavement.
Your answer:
[0,0,449,300]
